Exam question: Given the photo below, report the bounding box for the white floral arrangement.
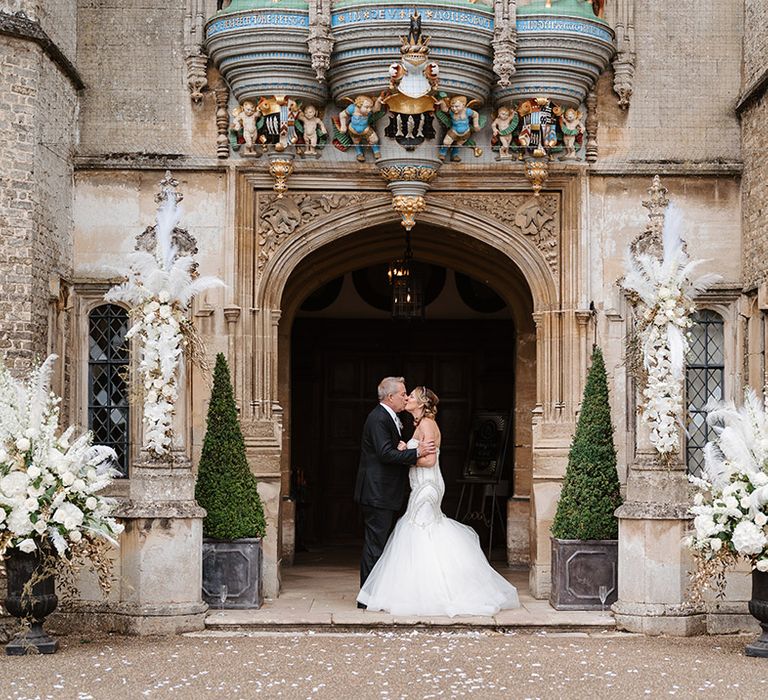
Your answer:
[687,390,768,599]
[0,354,123,588]
[105,185,222,457]
[623,205,719,457]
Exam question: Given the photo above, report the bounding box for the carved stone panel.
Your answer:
[256,192,370,274]
[437,193,560,275]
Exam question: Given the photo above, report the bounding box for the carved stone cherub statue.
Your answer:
[230,100,262,155]
[334,93,385,162]
[436,95,483,162]
[559,107,584,160]
[297,104,328,156]
[491,105,519,159]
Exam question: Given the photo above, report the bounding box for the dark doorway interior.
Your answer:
[291,318,516,550]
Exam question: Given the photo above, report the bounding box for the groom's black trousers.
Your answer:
[360,505,398,587]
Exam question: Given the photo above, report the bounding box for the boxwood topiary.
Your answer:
[195,353,266,540]
[551,345,622,541]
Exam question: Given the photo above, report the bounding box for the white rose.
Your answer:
[751,471,768,488]
[756,512,768,527]
[7,509,34,536]
[52,502,84,531]
[15,437,30,452]
[33,518,47,534]
[694,513,717,539]
[27,465,41,479]
[85,497,98,511]
[709,537,722,552]
[757,559,768,573]
[147,300,160,312]
[732,520,767,555]
[71,479,86,493]
[24,497,38,512]
[17,538,37,553]
[61,472,75,487]
[69,530,82,543]
[0,471,30,498]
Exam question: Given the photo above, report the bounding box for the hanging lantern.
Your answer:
[390,230,424,320]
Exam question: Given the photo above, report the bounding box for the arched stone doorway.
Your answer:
[236,177,586,598]
[283,224,534,560]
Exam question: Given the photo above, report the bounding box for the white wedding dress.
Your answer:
[357,439,520,616]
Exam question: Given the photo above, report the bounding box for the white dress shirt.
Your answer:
[380,402,402,434]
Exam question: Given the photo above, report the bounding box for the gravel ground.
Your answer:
[0,629,765,699]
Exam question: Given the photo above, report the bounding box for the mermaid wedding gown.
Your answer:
[357,439,520,616]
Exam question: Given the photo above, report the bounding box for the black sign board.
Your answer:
[461,411,512,483]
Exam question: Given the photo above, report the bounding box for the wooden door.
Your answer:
[291,319,515,547]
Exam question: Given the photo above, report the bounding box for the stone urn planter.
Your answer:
[746,569,768,658]
[550,537,618,611]
[202,538,263,609]
[3,548,58,655]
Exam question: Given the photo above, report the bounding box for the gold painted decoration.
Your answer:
[268,156,294,198]
[392,194,427,231]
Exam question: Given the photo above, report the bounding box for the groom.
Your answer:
[354,376,435,604]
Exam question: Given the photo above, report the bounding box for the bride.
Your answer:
[357,386,520,616]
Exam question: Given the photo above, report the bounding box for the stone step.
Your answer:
[204,608,616,634]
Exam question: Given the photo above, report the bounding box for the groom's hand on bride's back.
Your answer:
[417,439,436,457]
[397,440,407,451]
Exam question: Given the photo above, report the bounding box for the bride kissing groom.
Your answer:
[354,376,519,616]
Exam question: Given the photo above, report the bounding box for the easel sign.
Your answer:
[461,411,512,483]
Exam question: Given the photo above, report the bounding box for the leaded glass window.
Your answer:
[88,304,130,476]
[686,310,725,478]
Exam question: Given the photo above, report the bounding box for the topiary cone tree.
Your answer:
[195,353,266,540]
[552,345,622,541]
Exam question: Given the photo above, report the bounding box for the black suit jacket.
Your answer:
[354,404,419,510]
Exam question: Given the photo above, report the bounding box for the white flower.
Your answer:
[61,471,75,487]
[69,530,82,543]
[24,497,38,512]
[8,509,34,536]
[17,538,37,553]
[709,537,723,552]
[23,428,36,439]
[27,465,41,479]
[52,502,84,531]
[757,513,768,527]
[694,513,717,539]
[14,437,30,452]
[1,472,29,498]
[732,520,767,556]
[757,559,768,572]
[85,496,98,511]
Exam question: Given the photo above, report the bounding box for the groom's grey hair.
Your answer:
[378,376,405,401]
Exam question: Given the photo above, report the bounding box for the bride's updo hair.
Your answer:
[413,386,439,425]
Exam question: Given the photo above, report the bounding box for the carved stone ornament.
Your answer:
[184,0,208,102]
[392,194,427,231]
[611,0,636,108]
[268,156,295,198]
[492,0,517,87]
[585,89,598,162]
[525,159,549,196]
[378,164,439,184]
[214,81,230,159]
[256,192,370,273]
[439,192,559,273]
[629,175,669,259]
[307,0,334,82]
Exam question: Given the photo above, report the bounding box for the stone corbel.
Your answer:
[492,0,517,88]
[609,0,635,108]
[307,0,334,83]
[184,0,209,102]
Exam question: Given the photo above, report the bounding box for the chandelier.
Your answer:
[389,230,423,320]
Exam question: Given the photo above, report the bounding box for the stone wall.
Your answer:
[0,20,78,373]
[76,0,217,156]
[740,0,768,290]
[598,0,742,164]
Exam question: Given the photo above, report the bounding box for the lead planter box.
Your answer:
[549,537,618,611]
[202,538,263,609]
